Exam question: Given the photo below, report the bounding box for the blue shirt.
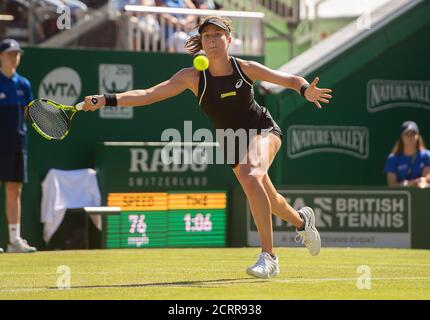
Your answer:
[384,149,430,182]
[162,0,187,8]
[160,0,187,20]
[117,0,140,11]
[0,71,33,153]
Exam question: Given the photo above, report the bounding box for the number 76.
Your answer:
[129,215,147,234]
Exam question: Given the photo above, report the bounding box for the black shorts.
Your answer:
[217,123,283,169]
[268,124,283,142]
[0,152,28,183]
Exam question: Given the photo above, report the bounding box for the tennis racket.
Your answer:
[26,97,98,140]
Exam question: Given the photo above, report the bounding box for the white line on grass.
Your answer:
[273,276,430,283]
[1,276,430,293]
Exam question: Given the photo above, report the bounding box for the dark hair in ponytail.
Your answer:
[184,34,202,55]
[184,16,233,55]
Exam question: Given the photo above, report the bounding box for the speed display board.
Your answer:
[105,192,227,248]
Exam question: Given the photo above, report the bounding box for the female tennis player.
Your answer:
[82,16,332,278]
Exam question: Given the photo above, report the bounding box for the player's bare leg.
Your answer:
[262,134,321,256]
[233,163,279,279]
[261,134,304,226]
[232,132,281,278]
[233,163,273,255]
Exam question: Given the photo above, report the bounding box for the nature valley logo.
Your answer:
[367,80,430,112]
[287,125,369,160]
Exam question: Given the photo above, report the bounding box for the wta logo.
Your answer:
[38,67,81,106]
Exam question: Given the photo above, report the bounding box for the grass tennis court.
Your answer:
[1,247,429,300]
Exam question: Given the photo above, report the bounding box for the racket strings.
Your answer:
[28,100,70,139]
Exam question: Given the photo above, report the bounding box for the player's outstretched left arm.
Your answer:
[240,59,333,109]
[81,68,195,111]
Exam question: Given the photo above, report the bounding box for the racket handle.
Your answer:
[75,101,84,111]
[75,97,99,111]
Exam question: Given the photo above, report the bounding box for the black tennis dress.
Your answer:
[197,56,283,167]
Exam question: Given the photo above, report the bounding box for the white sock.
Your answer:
[9,224,20,243]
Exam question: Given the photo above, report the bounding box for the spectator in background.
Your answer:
[155,0,197,29]
[3,1,47,42]
[0,39,36,253]
[3,0,88,43]
[135,0,161,51]
[114,0,141,12]
[155,0,197,52]
[384,121,430,188]
[3,0,28,28]
[81,0,108,8]
[42,0,88,13]
[3,0,32,42]
[191,0,216,10]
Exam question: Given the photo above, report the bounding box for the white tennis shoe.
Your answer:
[295,207,321,256]
[0,247,4,254]
[246,252,280,279]
[7,238,37,253]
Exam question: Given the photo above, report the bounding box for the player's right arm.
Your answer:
[82,68,198,111]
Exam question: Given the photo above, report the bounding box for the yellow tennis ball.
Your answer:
[193,54,209,71]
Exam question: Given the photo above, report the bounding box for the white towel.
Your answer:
[41,168,101,244]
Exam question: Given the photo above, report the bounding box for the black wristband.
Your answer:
[104,93,118,107]
[300,83,310,97]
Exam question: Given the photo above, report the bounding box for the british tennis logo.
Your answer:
[249,190,411,248]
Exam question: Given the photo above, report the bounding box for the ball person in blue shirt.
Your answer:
[0,39,36,253]
[384,121,430,188]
